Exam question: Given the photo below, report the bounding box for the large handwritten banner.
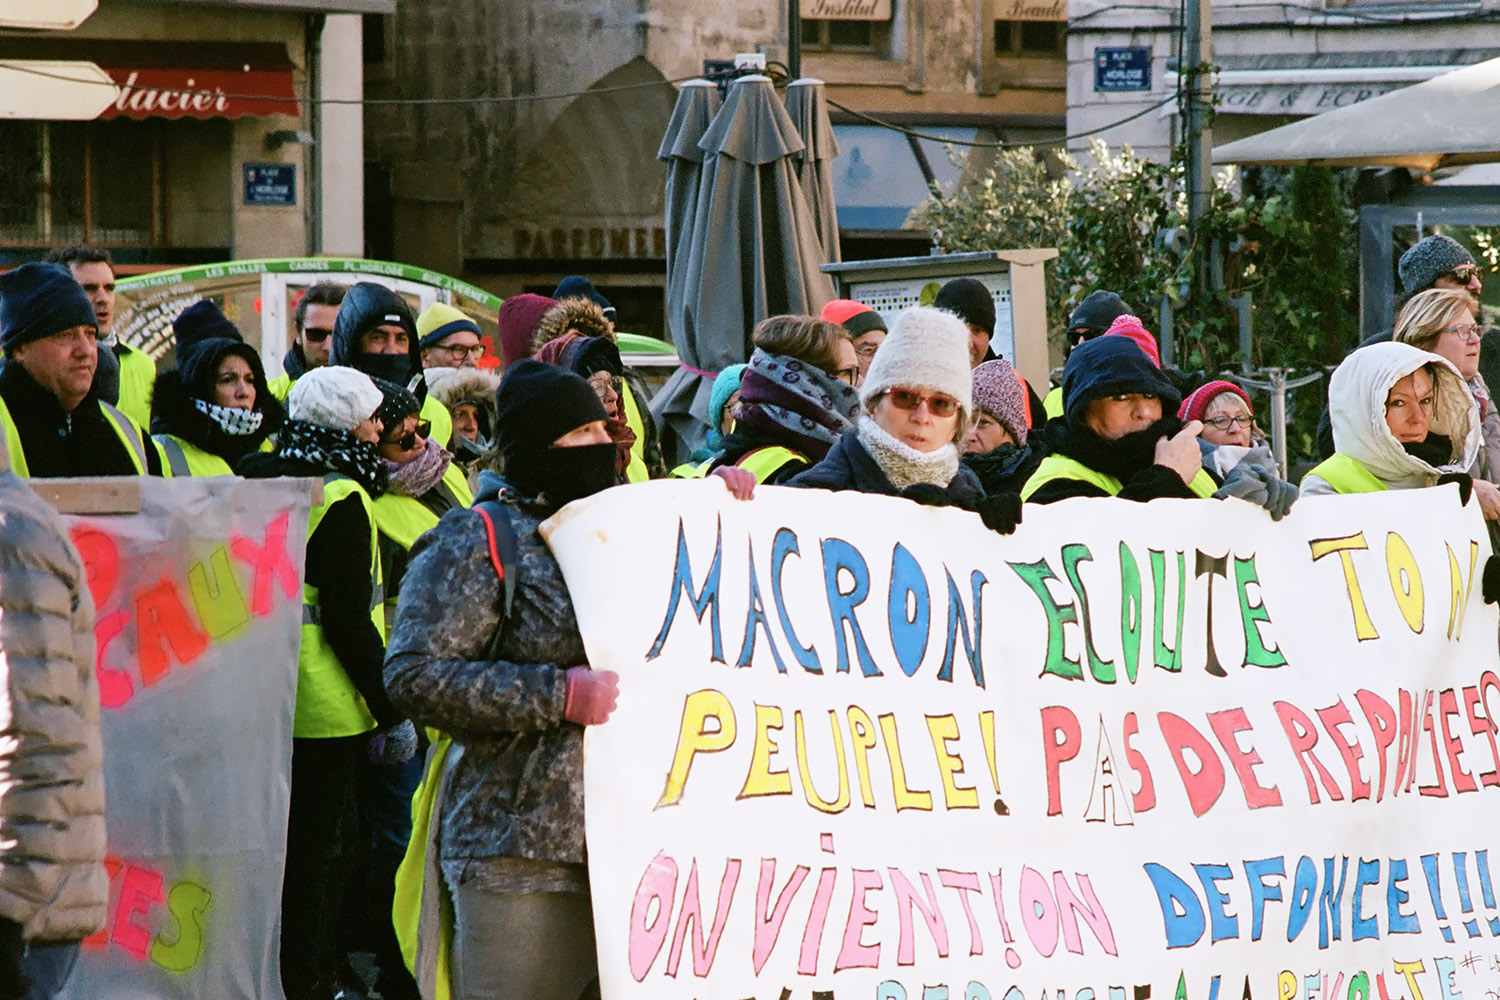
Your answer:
[57,478,310,1000]
[543,481,1500,1000]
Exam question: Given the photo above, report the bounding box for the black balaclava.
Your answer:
[330,282,422,386]
[494,359,614,508]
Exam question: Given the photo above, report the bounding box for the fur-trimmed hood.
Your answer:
[424,365,501,413]
[530,296,613,355]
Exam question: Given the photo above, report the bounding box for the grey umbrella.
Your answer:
[652,74,837,462]
[784,77,841,264]
[657,79,721,380]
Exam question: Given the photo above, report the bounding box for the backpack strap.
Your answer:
[472,499,520,622]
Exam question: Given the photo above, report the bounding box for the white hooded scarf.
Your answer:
[1314,340,1479,492]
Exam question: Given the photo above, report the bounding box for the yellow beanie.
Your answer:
[417,301,481,349]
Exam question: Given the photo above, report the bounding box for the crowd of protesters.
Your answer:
[0,233,1497,1000]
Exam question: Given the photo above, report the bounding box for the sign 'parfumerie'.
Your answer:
[544,480,1500,1000]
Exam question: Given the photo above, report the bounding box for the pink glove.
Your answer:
[563,666,619,726]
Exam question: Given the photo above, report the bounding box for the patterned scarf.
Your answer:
[384,436,453,498]
[276,419,388,497]
[192,397,265,436]
[856,415,960,490]
[734,349,861,462]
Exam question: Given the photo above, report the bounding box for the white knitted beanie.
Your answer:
[859,305,974,441]
[287,365,384,433]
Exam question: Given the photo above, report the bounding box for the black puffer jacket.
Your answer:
[788,428,983,503]
[383,472,586,864]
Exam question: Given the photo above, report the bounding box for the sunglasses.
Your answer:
[886,388,959,418]
[302,326,333,343]
[382,419,432,451]
[1446,266,1481,284]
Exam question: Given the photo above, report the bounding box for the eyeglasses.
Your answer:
[886,389,960,418]
[1442,321,1483,341]
[1204,414,1252,430]
[434,342,487,360]
[302,326,333,343]
[831,366,860,385]
[1446,266,1482,284]
[382,419,432,451]
[855,342,881,359]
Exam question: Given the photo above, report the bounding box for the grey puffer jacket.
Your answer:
[0,465,107,942]
[383,473,584,865]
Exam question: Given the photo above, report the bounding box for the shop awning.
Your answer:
[1212,57,1500,169]
[0,40,297,120]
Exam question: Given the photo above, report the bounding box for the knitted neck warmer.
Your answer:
[193,397,265,436]
[276,419,388,497]
[735,349,861,463]
[856,415,959,490]
[384,435,453,498]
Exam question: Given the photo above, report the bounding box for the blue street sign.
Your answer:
[243,163,296,206]
[1094,47,1152,92]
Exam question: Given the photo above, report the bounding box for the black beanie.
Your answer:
[1067,290,1133,337]
[1062,335,1180,429]
[495,360,608,464]
[371,376,420,431]
[0,262,98,352]
[174,300,246,392]
[933,278,995,336]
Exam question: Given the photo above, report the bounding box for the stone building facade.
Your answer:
[362,0,1068,337]
[0,0,374,272]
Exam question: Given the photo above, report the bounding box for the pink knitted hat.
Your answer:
[1104,314,1161,367]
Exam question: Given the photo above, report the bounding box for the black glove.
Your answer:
[900,483,956,508]
[975,493,1023,535]
[0,918,30,1000]
[1437,472,1474,507]
[1484,555,1500,605]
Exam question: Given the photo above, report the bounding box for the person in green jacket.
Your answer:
[150,299,283,477]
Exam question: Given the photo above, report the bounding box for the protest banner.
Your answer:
[56,478,310,1000]
[543,481,1500,1000]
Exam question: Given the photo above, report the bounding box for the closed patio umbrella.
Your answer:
[784,77,842,263]
[651,73,837,462]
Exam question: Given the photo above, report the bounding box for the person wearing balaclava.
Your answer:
[330,281,454,448]
[383,360,623,1000]
[237,365,417,1000]
[150,299,284,476]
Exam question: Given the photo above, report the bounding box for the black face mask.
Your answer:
[508,441,617,509]
[1403,432,1453,468]
[353,351,415,386]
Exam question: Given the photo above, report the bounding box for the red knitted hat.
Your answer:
[1178,380,1253,423]
[820,299,887,337]
[1104,314,1160,367]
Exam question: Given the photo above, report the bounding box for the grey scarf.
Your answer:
[856,415,960,490]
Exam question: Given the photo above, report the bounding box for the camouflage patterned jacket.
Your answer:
[383,475,586,864]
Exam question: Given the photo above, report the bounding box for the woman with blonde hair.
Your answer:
[1394,287,1500,480]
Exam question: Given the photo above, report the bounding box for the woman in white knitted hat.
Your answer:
[238,364,418,1000]
[789,306,1023,532]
